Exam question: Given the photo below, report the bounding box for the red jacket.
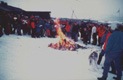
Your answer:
[103,32,111,50]
[31,22,35,29]
[65,23,71,32]
[97,26,105,38]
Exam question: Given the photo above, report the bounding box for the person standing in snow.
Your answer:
[97,25,106,46]
[97,27,112,65]
[16,15,22,35]
[35,18,45,38]
[97,24,123,80]
[97,26,116,74]
[82,27,88,45]
[65,21,71,38]
[71,22,79,42]
[87,24,92,44]
[91,24,97,45]
[30,16,36,38]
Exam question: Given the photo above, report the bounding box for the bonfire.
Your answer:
[48,18,86,51]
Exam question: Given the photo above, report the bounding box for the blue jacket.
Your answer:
[36,20,44,33]
[105,30,123,58]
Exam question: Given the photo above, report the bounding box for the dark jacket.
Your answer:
[105,30,123,58]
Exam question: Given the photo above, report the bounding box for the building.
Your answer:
[0,1,51,19]
[25,11,51,19]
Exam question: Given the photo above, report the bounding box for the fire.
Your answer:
[54,18,66,44]
[48,18,86,51]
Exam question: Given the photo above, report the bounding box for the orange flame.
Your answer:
[54,18,66,44]
[49,18,76,51]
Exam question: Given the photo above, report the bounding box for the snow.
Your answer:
[0,35,122,80]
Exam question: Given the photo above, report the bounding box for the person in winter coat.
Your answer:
[97,25,106,46]
[22,17,28,35]
[97,29,112,65]
[97,28,116,74]
[91,24,97,45]
[30,19,36,38]
[65,22,71,38]
[36,19,44,38]
[12,16,18,34]
[16,15,22,35]
[82,27,88,45]
[44,20,52,37]
[87,24,92,44]
[71,22,79,42]
[98,24,123,80]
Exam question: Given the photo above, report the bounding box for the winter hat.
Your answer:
[117,24,123,32]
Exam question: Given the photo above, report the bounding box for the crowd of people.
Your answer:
[0,11,57,38]
[0,11,123,80]
[0,11,113,46]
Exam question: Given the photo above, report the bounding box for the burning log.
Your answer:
[48,38,87,51]
[48,42,87,51]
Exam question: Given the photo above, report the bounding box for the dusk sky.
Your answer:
[1,0,123,20]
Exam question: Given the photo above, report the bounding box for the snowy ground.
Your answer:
[0,35,122,80]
